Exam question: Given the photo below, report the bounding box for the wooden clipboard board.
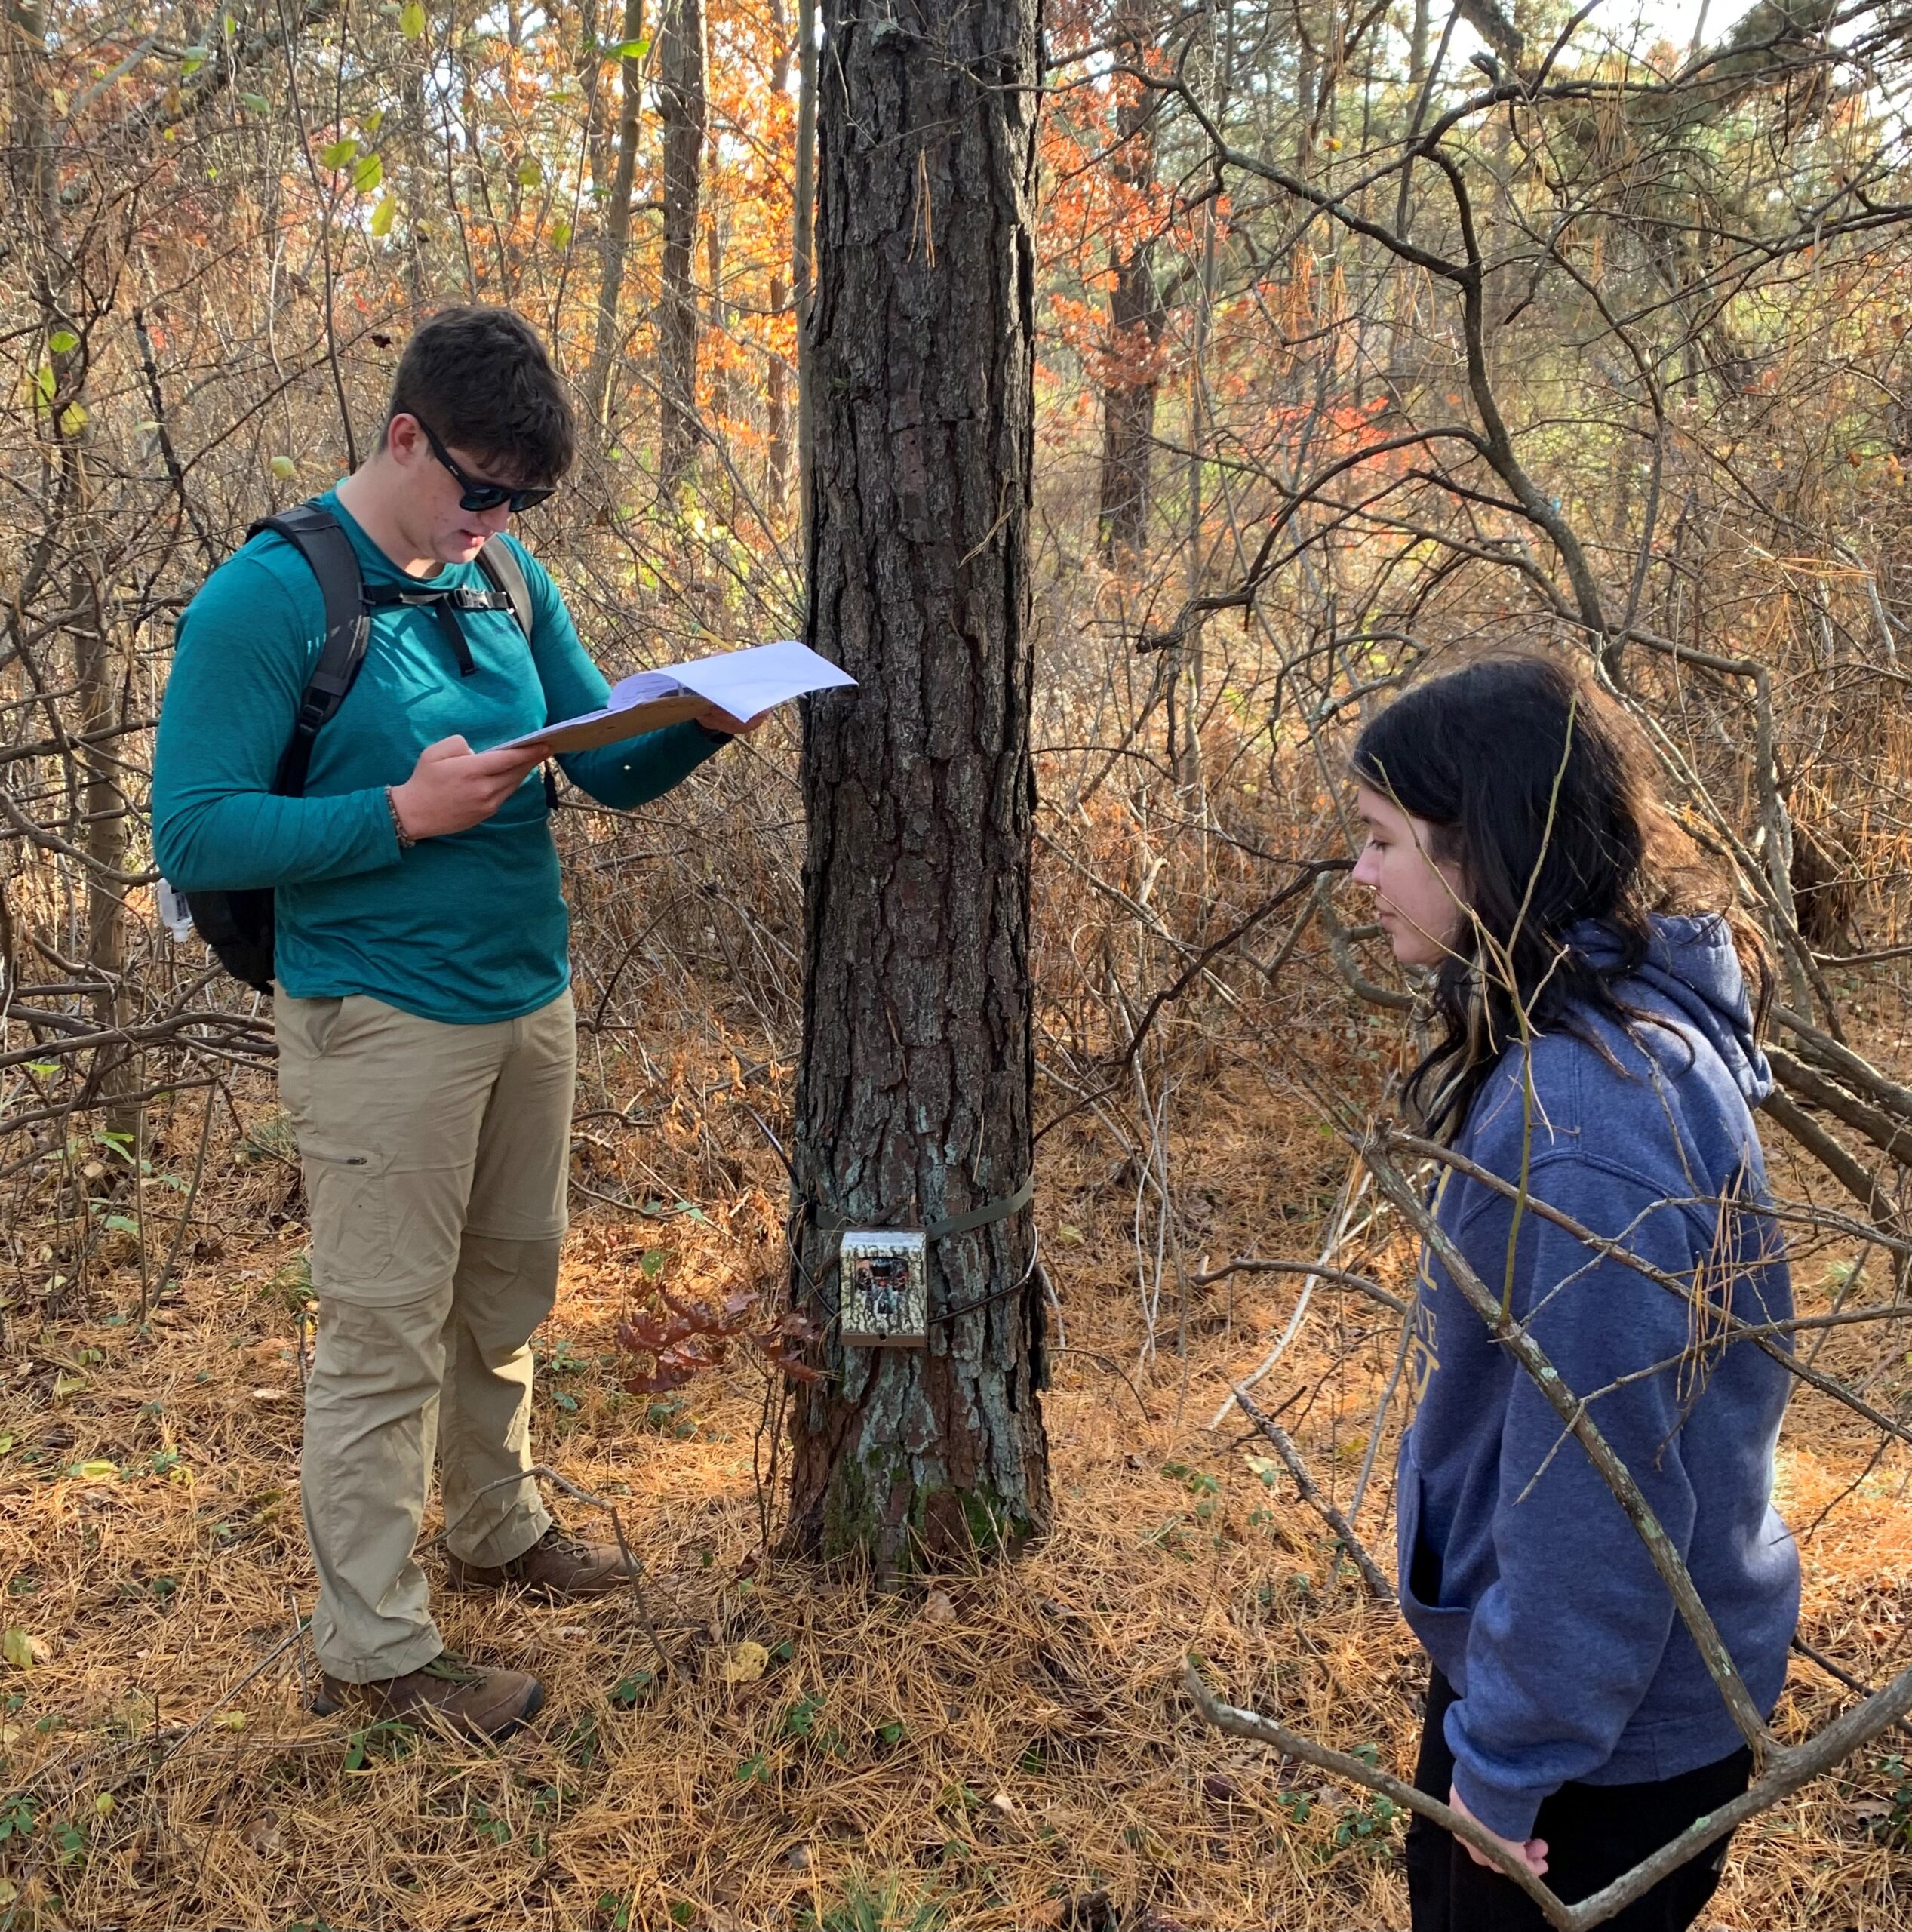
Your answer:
[517,692,709,755]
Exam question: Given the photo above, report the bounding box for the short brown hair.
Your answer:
[386,306,576,484]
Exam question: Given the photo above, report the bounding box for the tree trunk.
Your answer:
[8,0,134,1147]
[768,263,791,509]
[657,0,706,485]
[785,0,1049,1578]
[1096,0,1165,565]
[583,0,645,431]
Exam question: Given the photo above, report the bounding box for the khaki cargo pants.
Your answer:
[275,990,575,1682]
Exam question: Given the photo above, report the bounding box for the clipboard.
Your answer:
[496,638,858,757]
[518,693,710,755]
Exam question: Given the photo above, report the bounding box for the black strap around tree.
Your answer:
[807,1172,1035,1244]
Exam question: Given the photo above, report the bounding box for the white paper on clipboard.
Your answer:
[497,638,856,755]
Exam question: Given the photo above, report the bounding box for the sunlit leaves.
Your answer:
[399,1,427,38]
[370,196,398,238]
[352,152,383,192]
[318,137,358,170]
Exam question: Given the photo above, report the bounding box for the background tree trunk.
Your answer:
[583,0,647,430]
[657,0,707,484]
[793,0,818,551]
[9,0,133,1149]
[766,0,794,509]
[1096,0,1165,564]
[785,0,1049,1579]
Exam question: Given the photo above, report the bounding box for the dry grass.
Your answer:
[0,1054,1908,1932]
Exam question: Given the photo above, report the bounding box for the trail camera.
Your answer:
[838,1230,928,1347]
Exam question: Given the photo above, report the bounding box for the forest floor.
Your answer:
[0,1059,1908,1931]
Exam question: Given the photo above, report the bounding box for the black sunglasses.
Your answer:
[413,415,558,514]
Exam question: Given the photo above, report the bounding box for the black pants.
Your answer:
[1406,1670,1753,1932]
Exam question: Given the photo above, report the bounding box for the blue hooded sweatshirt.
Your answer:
[1397,914,1799,1841]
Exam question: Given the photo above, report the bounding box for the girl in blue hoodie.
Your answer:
[1349,657,1799,1932]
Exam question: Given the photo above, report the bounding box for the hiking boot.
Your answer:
[313,1650,543,1740]
[447,1523,634,1601]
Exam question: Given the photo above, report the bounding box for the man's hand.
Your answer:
[390,735,548,841]
[1449,1783,1548,1876]
[696,704,764,737]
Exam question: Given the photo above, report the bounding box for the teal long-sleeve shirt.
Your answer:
[153,491,722,1023]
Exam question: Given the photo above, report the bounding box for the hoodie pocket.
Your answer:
[1396,1449,1473,1663]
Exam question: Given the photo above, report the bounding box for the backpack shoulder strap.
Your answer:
[476,535,534,642]
[249,501,370,798]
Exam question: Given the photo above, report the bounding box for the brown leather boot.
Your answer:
[314,1650,543,1740]
[447,1523,634,1601]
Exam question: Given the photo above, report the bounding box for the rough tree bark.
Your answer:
[785,0,1049,1577]
[656,0,707,484]
[1096,0,1165,564]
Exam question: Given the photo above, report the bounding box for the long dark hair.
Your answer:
[1351,655,1749,1137]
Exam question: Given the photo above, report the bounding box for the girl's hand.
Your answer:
[1449,1783,1549,1876]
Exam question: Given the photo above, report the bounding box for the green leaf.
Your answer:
[269,454,297,480]
[516,156,543,188]
[238,90,269,112]
[180,46,207,74]
[362,107,386,137]
[34,365,55,404]
[399,0,427,37]
[48,328,77,355]
[370,195,397,238]
[549,216,573,248]
[640,1249,666,1278]
[2,1632,32,1671]
[52,1374,88,1398]
[104,1214,139,1235]
[25,1062,57,1078]
[352,152,383,192]
[72,1461,118,1481]
[603,35,649,58]
[318,137,358,169]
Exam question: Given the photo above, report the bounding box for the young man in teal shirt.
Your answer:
[155,306,746,1737]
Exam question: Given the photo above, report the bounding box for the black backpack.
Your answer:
[181,500,534,992]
